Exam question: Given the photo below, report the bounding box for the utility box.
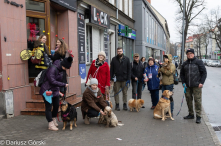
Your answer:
[4,90,14,118]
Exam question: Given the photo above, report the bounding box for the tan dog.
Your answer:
[153,90,174,121]
[128,99,144,112]
[103,106,124,127]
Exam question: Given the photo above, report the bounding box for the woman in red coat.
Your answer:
[86,51,110,100]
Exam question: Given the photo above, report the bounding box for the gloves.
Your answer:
[183,83,187,93]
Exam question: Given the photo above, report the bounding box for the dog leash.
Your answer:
[136,80,138,107]
[176,83,187,116]
[110,80,130,97]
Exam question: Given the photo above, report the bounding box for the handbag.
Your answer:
[43,52,52,66]
[86,67,100,86]
[30,56,42,64]
[46,90,52,96]
[173,70,179,85]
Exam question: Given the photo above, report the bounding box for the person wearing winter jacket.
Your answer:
[81,78,108,125]
[49,39,68,62]
[180,48,207,124]
[144,58,160,109]
[131,53,145,108]
[110,48,131,111]
[39,57,73,131]
[160,54,176,116]
[86,51,110,100]
[140,57,147,69]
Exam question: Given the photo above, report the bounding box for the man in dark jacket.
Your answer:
[180,48,207,124]
[110,48,131,111]
[131,53,145,108]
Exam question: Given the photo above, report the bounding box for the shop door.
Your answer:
[26,0,50,82]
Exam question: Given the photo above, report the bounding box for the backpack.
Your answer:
[34,65,57,87]
[173,69,179,85]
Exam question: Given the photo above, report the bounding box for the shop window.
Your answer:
[118,36,123,48]
[26,0,45,12]
[86,25,92,64]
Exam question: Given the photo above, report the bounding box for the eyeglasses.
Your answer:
[135,56,139,58]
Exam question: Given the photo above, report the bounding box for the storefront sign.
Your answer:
[50,0,77,12]
[4,0,23,8]
[118,24,136,40]
[78,13,85,64]
[104,29,109,64]
[90,6,110,29]
[79,64,86,83]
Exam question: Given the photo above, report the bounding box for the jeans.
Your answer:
[162,84,174,113]
[43,96,60,122]
[150,90,159,106]
[132,81,143,99]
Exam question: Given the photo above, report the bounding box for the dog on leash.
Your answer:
[101,106,124,127]
[153,90,174,121]
[128,99,144,112]
[61,101,77,130]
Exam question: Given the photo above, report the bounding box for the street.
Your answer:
[202,66,221,142]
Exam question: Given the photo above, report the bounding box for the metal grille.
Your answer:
[213,126,221,131]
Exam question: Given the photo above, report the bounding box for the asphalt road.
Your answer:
[202,66,221,142]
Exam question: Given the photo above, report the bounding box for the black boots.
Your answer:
[183,114,194,119]
[196,117,201,124]
[115,103,120,111]
[123,103,128,111]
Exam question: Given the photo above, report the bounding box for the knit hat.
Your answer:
[163,55,168,58]
[90,78,98,85]
[98,51,106,58]
[186,48,194,54]
[155,59,158,63]
[60,57,73,69]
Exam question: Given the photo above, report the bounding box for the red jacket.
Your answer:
[86,60,110,94]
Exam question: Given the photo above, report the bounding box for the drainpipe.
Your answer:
[116,0,118,19]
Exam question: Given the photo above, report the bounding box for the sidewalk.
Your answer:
[0,84,220,146]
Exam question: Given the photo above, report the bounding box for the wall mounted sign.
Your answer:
[118,24,136,40]
[50,0,77,12]
[104,29,109,64]
[90,6,110,29]
[4,0,23,8]
[77,12,85,64]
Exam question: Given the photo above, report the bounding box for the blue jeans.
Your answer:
[150,90,159,106]
[162,84,174,114]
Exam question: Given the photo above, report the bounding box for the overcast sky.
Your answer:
[151,0,220,43]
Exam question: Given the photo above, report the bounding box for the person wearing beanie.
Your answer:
[180,48,207,124]
[81,78,109,125]
[39,57,72,131]
[86,51,110,100]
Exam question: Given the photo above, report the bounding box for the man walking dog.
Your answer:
[180,48,207,124]
[110,47,131,111]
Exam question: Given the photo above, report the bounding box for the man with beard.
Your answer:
[110,47,131,111]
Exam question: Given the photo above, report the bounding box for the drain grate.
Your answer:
[213,126,221,131]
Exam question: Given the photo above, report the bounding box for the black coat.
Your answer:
[131,60,144,82]
[180,57,207,87]
[49,53,65,62]
[110,55,131,82]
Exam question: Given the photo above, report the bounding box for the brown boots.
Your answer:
[84,115,90,125]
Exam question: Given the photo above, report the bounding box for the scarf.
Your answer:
[88,86,99,97]
[95,58,104,68]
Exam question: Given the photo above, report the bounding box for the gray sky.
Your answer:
[151,0,220,43]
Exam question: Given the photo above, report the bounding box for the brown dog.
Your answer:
[153,90,174,121]
[128,99,144,112]
[61,101,77,130]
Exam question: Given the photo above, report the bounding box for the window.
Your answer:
[86,25,92,63]
[109,0,115,5]
[118,0,123,11]
[146,12,148,43]
[124,0,128,15]
[150,15,152,43]
[129,0,132,18]
[152,18,154,44]
[26,0,45,12]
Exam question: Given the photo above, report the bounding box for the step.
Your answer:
[21,97,82,116]
[31,92,76,100]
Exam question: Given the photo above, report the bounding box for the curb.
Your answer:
[202,107,221,146]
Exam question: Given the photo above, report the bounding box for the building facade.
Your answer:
[0,0,81,117]
[134,0,167,61]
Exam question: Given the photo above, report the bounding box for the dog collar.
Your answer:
[162,96,169,100]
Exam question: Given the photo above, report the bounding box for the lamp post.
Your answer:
[181,0,186,66]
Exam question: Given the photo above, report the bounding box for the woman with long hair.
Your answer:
[140,57,147,68]
[86,51,110,100]
[50,39,68,62]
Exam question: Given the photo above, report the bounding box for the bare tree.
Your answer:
[204,7,221,51]
[170,43,176,56]
[201,27,210,59]
[174,0,206,50]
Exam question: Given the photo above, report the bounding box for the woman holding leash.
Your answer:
[144,58,160,109]
[86,51,110,100]
[39,57,73,131]
[81,78,108,125]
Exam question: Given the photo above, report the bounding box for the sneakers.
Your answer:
[123,103,128,111]
[196,117,201,124]
[115,103,120,111]
[183,114,194,119]
[84,115,90,125]
[52,118,58,127]
[48,121,58,131]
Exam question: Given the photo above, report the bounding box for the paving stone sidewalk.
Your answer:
[0,84,220,146]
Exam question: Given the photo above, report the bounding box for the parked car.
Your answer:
[201,59,208,65]
[205,60,213,66]
[210,60,221,67]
